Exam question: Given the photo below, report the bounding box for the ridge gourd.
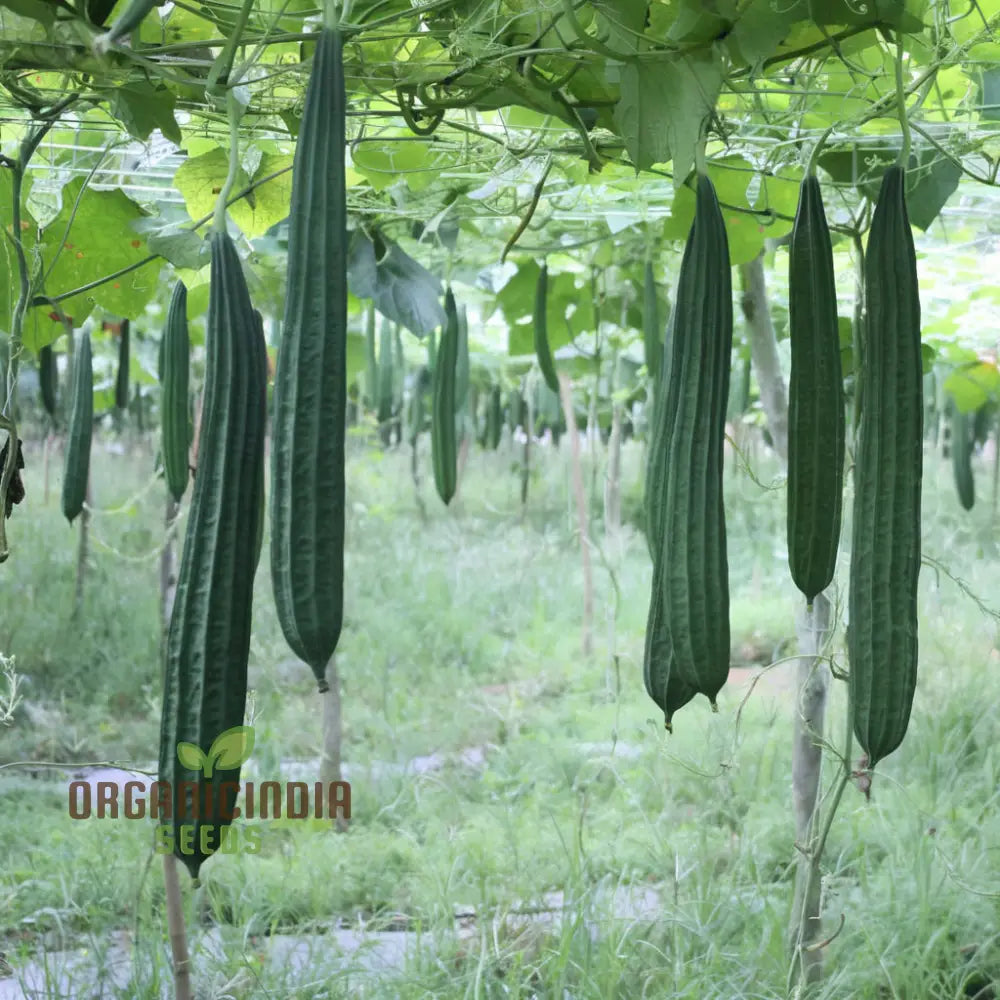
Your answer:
[848,165,923,768]
[643,172,733,724]
[270,26,348,693]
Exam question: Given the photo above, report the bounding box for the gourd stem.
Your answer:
[694,140,707,175]
[213,92,244,234]
[894,37,912,166]
[212,0,255,92]
[805,126,834,177]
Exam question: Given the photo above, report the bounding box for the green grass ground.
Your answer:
[1,424,999,998]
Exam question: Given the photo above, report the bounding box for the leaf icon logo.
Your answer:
[176,726,255,778]
[176,742,208,772]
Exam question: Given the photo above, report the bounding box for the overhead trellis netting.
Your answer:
[1,1,1000,372]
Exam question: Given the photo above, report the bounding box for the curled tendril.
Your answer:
[396,86,445,136]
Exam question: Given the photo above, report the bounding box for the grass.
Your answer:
[1,419,999,999]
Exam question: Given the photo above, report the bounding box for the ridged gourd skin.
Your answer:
[408,366,428,445]
[533,264,559,393]
[251,309,267,573]
[115,319,130,410]
[643,559,696,731]
[39,344,57,417]
[158,230,268,880]
[487,385,503,450]
[61,329,93,523]
[161,281,191,502]
[644,304,675,563]
[364,305,378,410]
[644,172,733,718]
[727,356,751,420]
[642,260,661,382]
[455,304,471,413]
[950,406,974,510]
[431,288,459,505]
[787,175,845,606]
[270,27,347,693]
[848,165,923,769]
[377,317,394,436]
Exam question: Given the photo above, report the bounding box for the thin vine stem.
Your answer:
[213,91,245,232]
[207,0,256,94]
[894,36,912,165]
[805,125,835,176]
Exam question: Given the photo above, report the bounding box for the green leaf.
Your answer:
[159,3,218,43]
[174,148,294,239]
[0,0,54,25]
[352,133,441,193]
[347,231,446,336]
[613,53,723,183]
[147,228,209,270]
[207,725,255,774]
[591,0,647,53]
[665,0,736,44]
[498,260,589,356]
[614,62,671,171]
[945,361,1000,413]
[818,146,960,230]
[27,179,158,350]
[979,67,1000,122]
[109,81,182,145]
[176,741,207,771]
[727,0,807,66]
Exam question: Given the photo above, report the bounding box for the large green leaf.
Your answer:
[945,361,1000,413]
[347,230,446,336]
[498,260,594,356]
[614,52,723,181]
[108,81,182,145]
[819,146,961,230]
[174,148,294,238]
[26,179,158,350]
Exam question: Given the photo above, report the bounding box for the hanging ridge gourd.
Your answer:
[431,288,459,505]
[643,172,733,720]
[157,229,268,879]
[787,174,845,607]
[950,404,974,510]
[533,263,559,393]
[114,319,130,411]
[455,304,471,414]
[377,316,394,445]
[62,328,93,523]
[848,165,923,768]
[39,344,57,418]
[486,385,503,450]
[161,282,191,502]
[270,24,348,694]
[642,259,662,383]
[363,304,377,412]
